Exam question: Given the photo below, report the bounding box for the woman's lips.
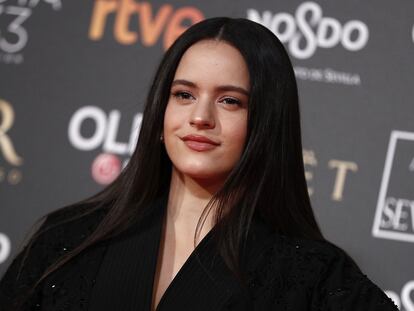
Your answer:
[181,134,220,152]
[183,140,218,151]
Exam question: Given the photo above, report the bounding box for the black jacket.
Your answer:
[0,195,398,310]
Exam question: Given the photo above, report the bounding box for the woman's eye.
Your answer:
[172,91,193,100]
[221,97,241,106]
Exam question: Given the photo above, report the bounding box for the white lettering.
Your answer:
[341,21,369,51]
[412,24,414,44]
[317,17,341,48]
[323,68,361,85]
[384,291,400,309]
[380,197,414,232]
[0,6,31,53]
[385,281,414,311]
[17,0,62,10]
[289,1,320,59]
[402,281,414,311]
[0,233,10,264]
[68,106,107,151]
[270,12,296,43]
[128,113,142,155]
[409,157,414,171]
[103,110,128,154]
[68,106,143,156]
[247,1,369,59]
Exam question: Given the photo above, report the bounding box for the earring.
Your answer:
[160,133,164,142]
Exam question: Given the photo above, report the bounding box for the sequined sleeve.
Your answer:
[0,217,51,310]
[0,204,102,311]
[310,244,399,311]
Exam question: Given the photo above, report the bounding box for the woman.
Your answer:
[0,17,398,310]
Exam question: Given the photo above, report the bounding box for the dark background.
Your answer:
[1,1,413,309]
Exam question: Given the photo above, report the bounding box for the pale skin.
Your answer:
[151,39,250,311]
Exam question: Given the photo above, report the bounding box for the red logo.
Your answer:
[91,153,121,185]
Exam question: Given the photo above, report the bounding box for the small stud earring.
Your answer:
[160,134,164,142]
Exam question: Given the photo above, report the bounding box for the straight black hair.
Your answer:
[13,17,324,308]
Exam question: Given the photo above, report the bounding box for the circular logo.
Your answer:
[91,153,121,185]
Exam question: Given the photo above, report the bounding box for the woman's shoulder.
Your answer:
[16,200,107,267]
[42,200,107,229]
[269,233,359,270]
[46,200,106,232]
[0,201,106,308]
[20,201,107,259]
[248,233,399,310]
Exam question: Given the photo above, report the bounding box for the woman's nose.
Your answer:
[189,98,215,129]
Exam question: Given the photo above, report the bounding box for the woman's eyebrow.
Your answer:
[217,85,250,96]
[172,79,249,96]
[172,79,196,88]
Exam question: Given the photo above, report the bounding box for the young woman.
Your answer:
[0,17,398,310]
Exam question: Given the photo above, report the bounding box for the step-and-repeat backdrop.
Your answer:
[0,1,413,309]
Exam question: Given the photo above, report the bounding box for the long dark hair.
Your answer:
[15,17,324,308]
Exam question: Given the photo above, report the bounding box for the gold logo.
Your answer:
[0,99,23,166]
[304,148,358,202]
[0,99,23,185]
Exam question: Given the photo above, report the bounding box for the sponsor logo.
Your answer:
[294,67,361,86]
[0,0,62,64]
[68,105,142,185]
[247,2,367,86]
[91,153,122,185]
[372,130,414,243]
[247,2,369,59]
[88,0,204,50]
[0,232,11,264]
[303,149,358,201]
[385,280,414,311]
[0,99,23,185]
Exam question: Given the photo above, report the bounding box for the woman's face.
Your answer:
[163,39,250,184]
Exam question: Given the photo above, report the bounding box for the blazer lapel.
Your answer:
[155,225,245,311]
[89,195,275,311]
[88,195,167,311]
[156,215,276,311]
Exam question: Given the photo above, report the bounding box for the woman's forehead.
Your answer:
[173,40,250,90]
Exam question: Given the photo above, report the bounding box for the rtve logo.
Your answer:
[88,0,204,50]
[247,1,369,59]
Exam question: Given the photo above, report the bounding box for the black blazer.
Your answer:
[0,195,398,311]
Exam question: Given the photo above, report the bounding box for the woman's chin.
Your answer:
[174,166,228,183]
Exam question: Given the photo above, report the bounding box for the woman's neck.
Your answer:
[166,167,224,244]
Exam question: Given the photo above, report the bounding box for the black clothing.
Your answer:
[0,196,398,310]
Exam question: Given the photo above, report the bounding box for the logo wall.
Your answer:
[372,130,414,243]
[0,0,62,64]
[68,105,142,185]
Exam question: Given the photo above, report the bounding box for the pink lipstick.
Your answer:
[181,134,220,152]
